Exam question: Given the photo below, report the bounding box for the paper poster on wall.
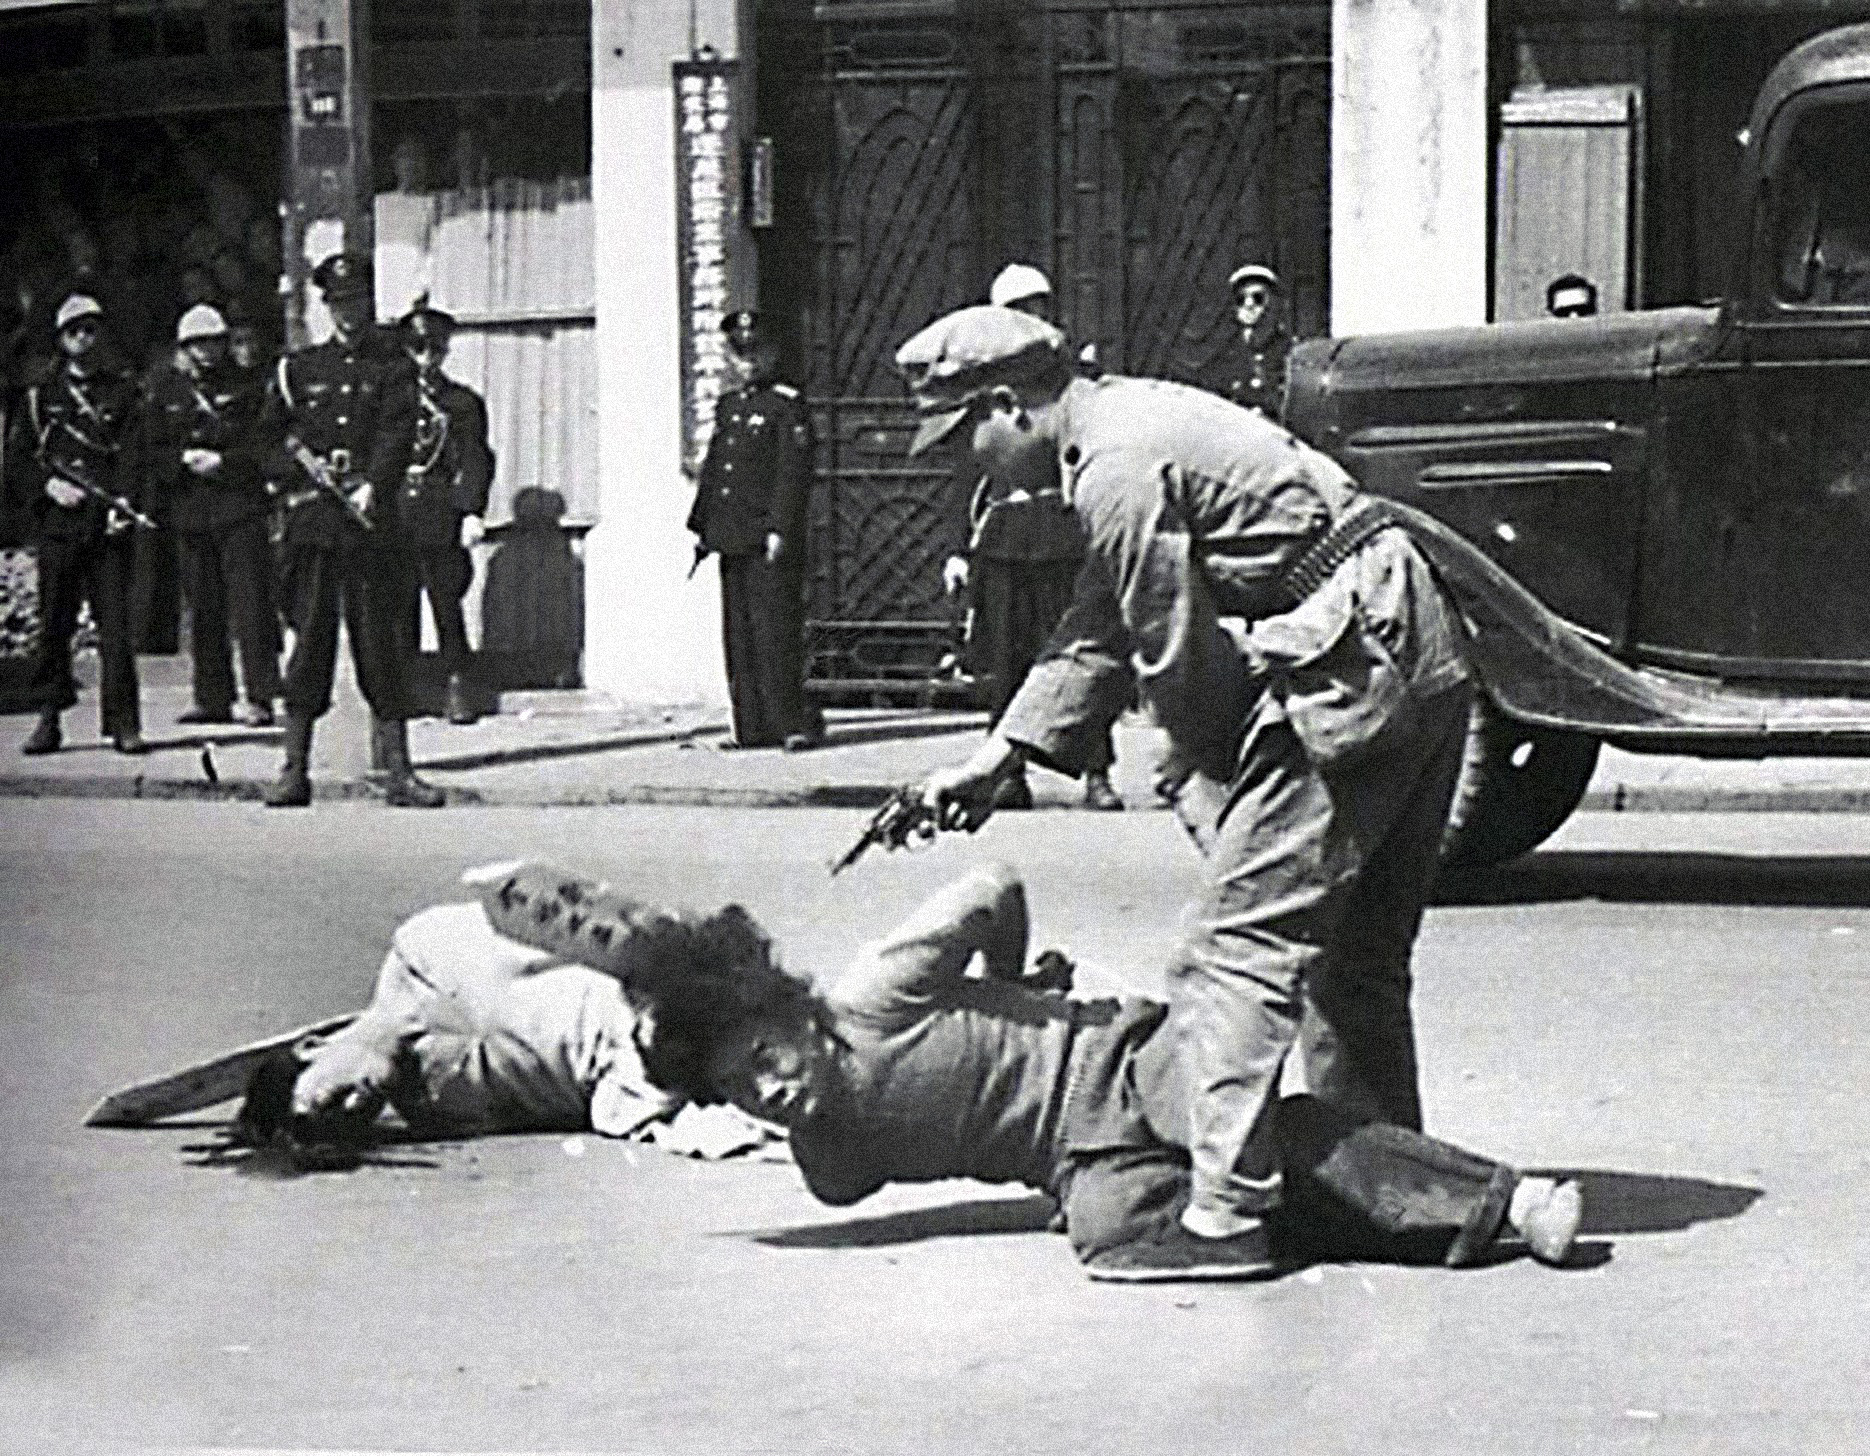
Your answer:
[673,55,744,469]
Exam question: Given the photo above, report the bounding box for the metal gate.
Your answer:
[787,0,1331,695]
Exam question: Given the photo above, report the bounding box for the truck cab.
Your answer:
[1285,24,1870,866]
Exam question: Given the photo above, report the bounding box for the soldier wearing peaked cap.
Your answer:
[897,302,1475,1279]
[686,311,823,751]
[145,303,280,727]
[6,293,150,756]
[396,304,494,725]
[256,251,442,808]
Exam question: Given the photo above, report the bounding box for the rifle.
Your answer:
[284,436,374,531]
[828,784,946,877]
[51,458,160,532]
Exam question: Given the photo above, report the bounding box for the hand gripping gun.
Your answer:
[285,436,374,531]
[828,785,952,877]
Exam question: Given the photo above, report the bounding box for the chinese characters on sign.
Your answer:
[674,57,743,467]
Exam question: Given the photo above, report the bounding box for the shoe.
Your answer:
[1082,1221,1278,1284]
[234,701,275,728]
[21,712,61,755]
[1083,771,1123,811]
[264,710,315,808]
[111,731,148,756]
[990,772,1034,811]
[444,672,479,726]
[1509,1177,1584,1266]
[176,705,233,725]
[378,718,446,808]
[783,729,823,753]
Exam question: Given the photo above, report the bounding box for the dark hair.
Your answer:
[231,1046,375,1172]
[630,903,828,1104]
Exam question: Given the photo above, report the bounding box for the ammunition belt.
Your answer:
[1277,497,1403,607]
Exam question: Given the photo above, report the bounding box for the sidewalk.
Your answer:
[7,653,1870,812]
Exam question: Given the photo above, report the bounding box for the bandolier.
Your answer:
[6,294,151,755]
[258,251,441,808]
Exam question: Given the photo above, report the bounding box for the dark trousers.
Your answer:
[31,531,141,735]
[1059,1094,1516,1268]
[401,544,474,673]
[279,542,408,721]
[720,553,814,747]
[180,518,281,711]
[973,556,1114,772]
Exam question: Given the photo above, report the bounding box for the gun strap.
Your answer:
[1276,497,1402,608]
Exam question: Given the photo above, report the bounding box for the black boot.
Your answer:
[21,709,61,755]
[264,711,314,807]
[445,671,479,725]
[364,714,390,784]
[379,718,445,808]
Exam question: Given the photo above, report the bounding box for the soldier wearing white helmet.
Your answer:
[1202,262,1292,419]
[144,302,280,727]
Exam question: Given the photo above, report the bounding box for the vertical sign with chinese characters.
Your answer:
[285,0,372,348]
[673,56,744,467]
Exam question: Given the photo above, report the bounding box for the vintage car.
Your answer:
[1285,23,1870,868]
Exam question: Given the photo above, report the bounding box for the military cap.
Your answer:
[55,293,105,331]
[176,303,228,343]
[1545,272,1598,318]
[400,304,458,346]
[1227,263,1281,294]
[310,251,371,301]
[988,263,1052,309]
[722,309,760,336]
[894,304,1068,457]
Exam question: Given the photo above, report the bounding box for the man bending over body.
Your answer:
[465,861,1584,1284]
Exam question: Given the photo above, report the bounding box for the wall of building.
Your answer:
[586,0,747,704]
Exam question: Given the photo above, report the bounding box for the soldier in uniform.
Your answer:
[144,303,280,726]
[396,305,493,725]
[686,311,822,751]
[1203,263,1293,421]
[6,294,149,756]
[899,306,1473,1279]
[259,252,442,808]
[944,264,1121,812]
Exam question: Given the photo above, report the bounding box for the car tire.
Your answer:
[1439,697,1601,870]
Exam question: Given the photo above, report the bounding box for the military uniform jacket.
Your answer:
[1204,324,1292,420]
[399,372,494,552]
[995,375,1470,781]
[260,326,417,551]
[2,362,146,542]
[687,379,810,557]
[145,358,269,532]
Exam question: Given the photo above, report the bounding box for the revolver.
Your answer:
[829,784,945,877]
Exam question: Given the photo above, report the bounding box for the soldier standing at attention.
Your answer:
[9,294,149,756]
[145,303,280,727]
[686,311,823,752]
[1204,263,1293,421]
[260,252,442,809]
[900,305,1473,1279]
[396,305,493,725]
[943,264,1122,812]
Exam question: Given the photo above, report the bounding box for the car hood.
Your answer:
[1296,305,1720,397]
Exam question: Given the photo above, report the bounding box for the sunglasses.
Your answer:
[61,320,100,337]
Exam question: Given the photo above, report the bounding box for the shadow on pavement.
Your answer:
[812,713,986,751]
[415,721,724,773]
[1437,851,1870,908]
[745,1193,1058,1247]
[1547,1169,1764,1235]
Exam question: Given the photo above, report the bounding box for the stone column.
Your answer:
[1330,0,1489,336]
[586,0,749,704]
[284,0,372,348]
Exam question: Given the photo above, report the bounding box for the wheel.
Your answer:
[1438,697,1601,870]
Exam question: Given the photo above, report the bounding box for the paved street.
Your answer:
[2,800,1867,1454]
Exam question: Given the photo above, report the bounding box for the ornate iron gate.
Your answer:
[789,0,1330,696]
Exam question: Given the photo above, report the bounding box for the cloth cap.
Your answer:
[988,263,1052,309]
[176,303,228,343]
[400,304,457,346]
[1227,263,1281,293]
[895,305,1067,457]
[56,294,104,331]
[311,251,371,301]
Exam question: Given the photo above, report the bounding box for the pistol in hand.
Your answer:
[828,785,941,877]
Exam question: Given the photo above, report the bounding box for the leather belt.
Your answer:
[1277,496,1402,607]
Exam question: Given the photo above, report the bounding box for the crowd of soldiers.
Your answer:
[1,251,492,809]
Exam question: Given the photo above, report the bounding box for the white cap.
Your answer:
[55,294,104,331]
[176,303,228,343]
[989,263,1052,309]
[1227,263,1281,293]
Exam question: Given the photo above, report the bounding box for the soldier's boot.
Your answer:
[263,711,315,808]
[364,714,390,784]
[444,672,479,726]
[379,719,445,808]
[21,709,62,756]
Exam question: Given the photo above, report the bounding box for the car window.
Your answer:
[1771,98,1870,306]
